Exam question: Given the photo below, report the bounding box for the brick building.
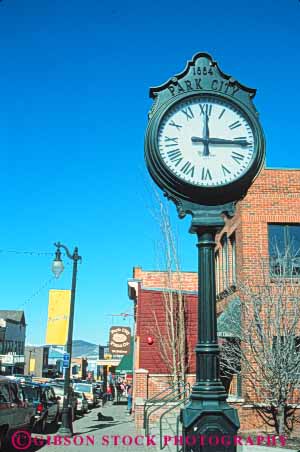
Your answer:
[24,345,49,377]
[128,267,198,377]
[0,310,26,375]
[128,168,300,433]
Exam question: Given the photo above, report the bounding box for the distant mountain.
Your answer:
[72,340,99,358]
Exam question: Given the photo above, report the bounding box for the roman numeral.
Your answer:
[221,165,231,175]
[218,108,225,119]
[181,107,194,120]
[169,120,182,130]
[167,149,183,166]
[229,120,241,130]
[180,161,195,177]
[199,104,212,116]
[201,168,212,181]
[231,151,245,164]
[167,149,181,160]
[164,136,179,147]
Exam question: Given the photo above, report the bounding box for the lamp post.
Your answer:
[52,241,81,436]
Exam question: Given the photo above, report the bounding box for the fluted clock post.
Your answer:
[180,225,239,451]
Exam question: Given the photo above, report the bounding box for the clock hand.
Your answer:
[191,137,251,147]
[202,112,210,156]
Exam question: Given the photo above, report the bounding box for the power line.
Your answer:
[0,249,54,256]
[16,261,71,310]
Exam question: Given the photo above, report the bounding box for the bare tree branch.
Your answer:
[220,252,300,435]
[149,190,190,385]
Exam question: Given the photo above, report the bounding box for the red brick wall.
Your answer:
[133,267,198,291]
[216,168,300,288]
[136,287,197,374]
[215,168,300,424]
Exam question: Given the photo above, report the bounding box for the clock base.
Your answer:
[181,399,240,452]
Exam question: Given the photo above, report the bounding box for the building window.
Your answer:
[221,235,229,289]
[10,384,19,403]
[273,335,300,377]
[230,233,236,285]
[7,341,13,353]
[0,383,10,403]
[228,374,243,399]
[220,337,242,399]
[215,251,220,295]
[3,341,8,354]
[269,224,300,277]
[273,336,300,352]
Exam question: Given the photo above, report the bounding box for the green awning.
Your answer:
[115,337,134,374]
[217,298,241,338]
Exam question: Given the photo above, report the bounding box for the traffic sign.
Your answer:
[62,353,70,368]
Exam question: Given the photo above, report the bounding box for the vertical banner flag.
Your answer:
[45,289,71,345]
[29,358,35,373]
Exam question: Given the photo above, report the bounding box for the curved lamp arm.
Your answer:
[54,242,82,262]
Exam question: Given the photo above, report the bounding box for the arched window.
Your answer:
[230,233,236,285]
[221,235,229,290]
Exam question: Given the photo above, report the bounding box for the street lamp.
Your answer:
[52,241,81,436]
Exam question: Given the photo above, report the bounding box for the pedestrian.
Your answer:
[101,391,107,407]
[127,384,132,415]
[107,384,113,401]
[122,380,128,397]
[109,382,115,401]
[116,382,122,403]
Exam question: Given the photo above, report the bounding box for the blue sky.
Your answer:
[0,0,299,346]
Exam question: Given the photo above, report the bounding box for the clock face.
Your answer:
[157,95,256,187]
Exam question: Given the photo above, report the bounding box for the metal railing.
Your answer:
[176,407,188,452]
[143,380,184,429]
[144,380,190,436]
[159,385,191,450]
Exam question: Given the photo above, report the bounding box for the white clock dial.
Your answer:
[158,96,255,187]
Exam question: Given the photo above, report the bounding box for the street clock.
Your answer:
[145,53,265,208]
[144,53,266,452]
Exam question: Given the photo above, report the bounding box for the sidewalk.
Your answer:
[31,404,299,452]
[36,401,160,452]
[91,401,156,451]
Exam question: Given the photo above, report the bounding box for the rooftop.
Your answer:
[0,310,25,324]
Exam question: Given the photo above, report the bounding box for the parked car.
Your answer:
[53,378,65,385]
[73,383,98,408]
[21,382,60,433]
[12,374,33,383]
[0,376,35,450]
[74,391,89,415]
[49,384,77,421]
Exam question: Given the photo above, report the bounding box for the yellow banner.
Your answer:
[29,358,35,372]
[45,289,71,345]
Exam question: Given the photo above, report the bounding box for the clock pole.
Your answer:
[180,219,239,452]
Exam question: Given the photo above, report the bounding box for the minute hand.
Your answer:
[191,137,250,147]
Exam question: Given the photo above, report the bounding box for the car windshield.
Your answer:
[22,386,40,402]
[51,386,64,396]
[73,384,92,393]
